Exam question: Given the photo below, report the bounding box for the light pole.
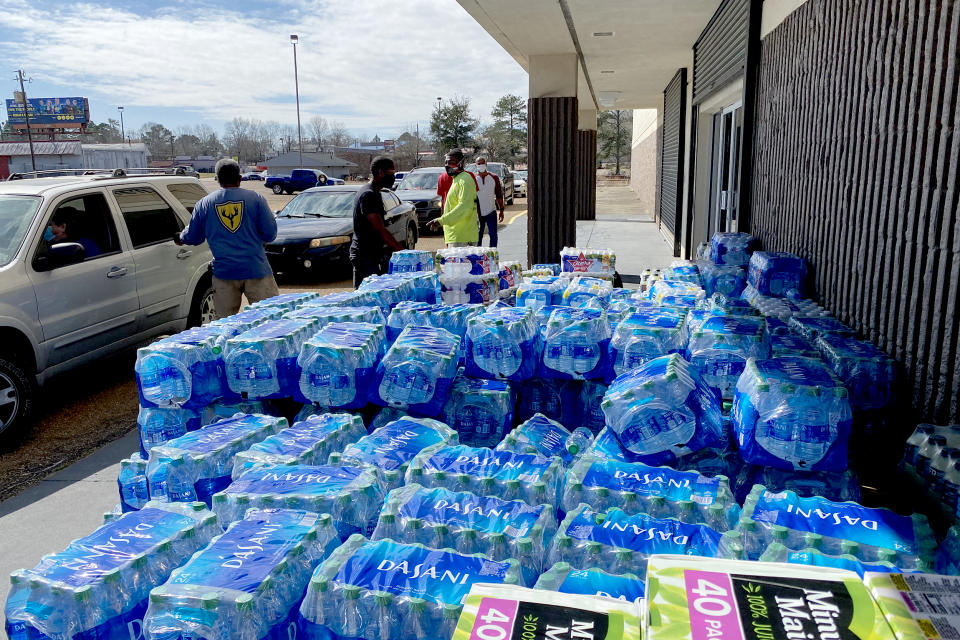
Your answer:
[14,70,36,171]
[290,34,303,169]
[117,106,125,143]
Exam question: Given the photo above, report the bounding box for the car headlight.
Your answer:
[431,197,441,207]
[309,235,351,248]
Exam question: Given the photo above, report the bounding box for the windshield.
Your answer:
[278,191,356,218]
[0,195,42,267]
[514,171,527,179]
[399,172,442,191]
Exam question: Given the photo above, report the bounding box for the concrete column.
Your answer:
[527,54,578,266]
[577,108,597,221]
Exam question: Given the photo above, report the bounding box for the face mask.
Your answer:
[477,165,487,173]
[445,166,459,176]
[44,226,55,242]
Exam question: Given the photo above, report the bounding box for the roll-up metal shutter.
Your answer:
[659,68,687,256]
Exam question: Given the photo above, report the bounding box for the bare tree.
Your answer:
[328,121,352,148]
[224,117,252,160]
[308,116,328,148]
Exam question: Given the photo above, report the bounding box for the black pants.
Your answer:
[352,256,382,289]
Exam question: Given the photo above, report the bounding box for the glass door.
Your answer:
[711,101,743,234]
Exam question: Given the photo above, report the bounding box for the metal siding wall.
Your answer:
[660,69,687,255]
[527,97,578,265]
[576,129,597,221]
[693,0,750,104]
[751,0,960,423]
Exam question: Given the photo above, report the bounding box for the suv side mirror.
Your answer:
[35,242,86,271]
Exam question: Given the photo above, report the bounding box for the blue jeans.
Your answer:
[478,212,498,247]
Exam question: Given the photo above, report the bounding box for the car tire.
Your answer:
[188,277,216,327]
[406,223,418,249]
[0,355,35,441]
[272,184,283,195]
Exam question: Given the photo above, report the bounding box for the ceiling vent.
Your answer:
[592,31,614,37]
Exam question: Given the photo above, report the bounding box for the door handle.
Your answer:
[177,248,193,259]
[106,266,128,278]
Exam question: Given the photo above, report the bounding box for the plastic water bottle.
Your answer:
[578,381,608,435]
[389,249,434,274]
[610,309,688,376]
[710,232,755,266]
[373,326,460,413]
[284,304,386,326]
[298,322,386,408]
[441,375,514,448]
[224,318,320,398]
[465,305,539,380]
[540,308,611,380]
[117,453,150,512]
[135,348,193,407]
[137,406,202,459]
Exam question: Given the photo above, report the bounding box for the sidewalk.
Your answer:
[494,185,675,275]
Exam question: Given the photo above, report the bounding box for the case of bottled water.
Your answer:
[604,300,642,334]
[743,285,829,319]
[534,562,645,606]
[283,304,386,325]
[498,261,522,292]
[248,291,321,311]
[648,279,706,307]
[532,263,562,276]
[146,413,288,506]
[143,508,339,640]
[223,317,320,399]
[732,485,937,569]
[439,273,500,304]
[934,525,960,575]
[118,452,150,512]
[562,276,614,308]
[815,334,897,410]
[547,505,722,575]
[5,502,219,640]
[208,306,284,334]
[584,427,739,480]
[296,535,524,640]
[436,246,498,275]
[539,306,613,381]
[372,484,557,585]
[357,272,423,306]
[298,322,386,409]
[522,267,555,279]
[908,426,960,480]
[578,380,609,434]
[561,456,739,530]
[771,333,819,358]
[463,304,539,381]
[516,276,564,309]
[214,465,383,538]
[755,542,905,577]
[328,417,458,492]
[600,354,726,467]
[733,464,861,504]
[304,290,371,308]
[389,249,435,274]
[232,413,367,479]
[441,374,514,447]
[609,309,688,377]
[514,378,580,427]
[702,292,758,316]
[709,232,755,266]
[747,251,808,297]
[398,270,442,304]
[496,413,593,465]
[387,302,484,367]
[663,261,703,286]
[405,444,564,508]
[700,263,747,297]
[732,356,853,471]
[135,326,227,409]
[687,315,771,399]
[370,326,460,415]
[560,247,616,274]
[788,315,855,341]
[137,406,202,459]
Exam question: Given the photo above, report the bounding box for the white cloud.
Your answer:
[0,0,529,132]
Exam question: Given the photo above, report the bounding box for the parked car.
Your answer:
[0,172,215,439]
[391,171,407,190]
[394,167,445,226]
[173,166,199,178]
[241,172,264,181]
[513,169,527,197]
[265,186,418,275]
[466,162,515,205]
[264,169,343,194]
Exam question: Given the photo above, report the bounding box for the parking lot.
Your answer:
[0,177,528,502]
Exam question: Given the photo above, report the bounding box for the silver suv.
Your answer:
[0,172,216,438]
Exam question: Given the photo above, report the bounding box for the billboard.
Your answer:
[5,97,89,126]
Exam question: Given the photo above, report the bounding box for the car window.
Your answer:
[113,186,184,249]
[278,191,356,218]
[381,191,401,211]
[34,193,121,267]
[0,195,41,267]
[165,182,209,214]
[399,171,442,190]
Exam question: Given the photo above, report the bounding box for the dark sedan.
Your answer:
[395,168,444,226]
[265,186,419,275]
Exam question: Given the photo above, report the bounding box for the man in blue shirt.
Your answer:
[176,158,278,318]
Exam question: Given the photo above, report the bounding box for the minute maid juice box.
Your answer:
[645,555,895,640]
[453,583,642,640]
[864,572,960,640]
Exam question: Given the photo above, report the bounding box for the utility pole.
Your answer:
[15,70,36,171]
[414,123,420,168]
[290,34,303,169]
[117,106,125,143]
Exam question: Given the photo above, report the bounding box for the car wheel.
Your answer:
[272,184,283,195]
[188,278,216,327]
[0,356,34,441]
[406,223,418,249]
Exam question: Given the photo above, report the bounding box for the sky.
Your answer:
[0,0,529,140]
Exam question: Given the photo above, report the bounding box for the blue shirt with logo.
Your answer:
[180,187,277,280]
